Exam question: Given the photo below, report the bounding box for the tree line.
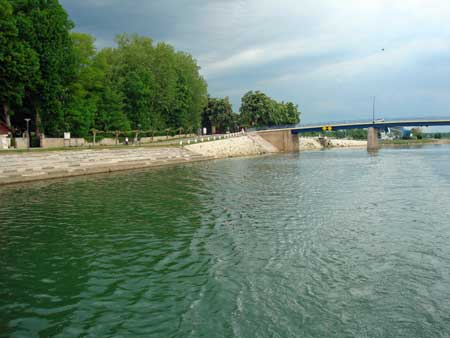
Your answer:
[202,91,300,133]
[0,0,300,141]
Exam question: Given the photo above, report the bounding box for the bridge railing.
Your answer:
[249,116,450,132]
[298,116,450,127]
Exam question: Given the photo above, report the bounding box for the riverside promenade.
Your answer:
[0,147,210,185]
[0,135,368,185]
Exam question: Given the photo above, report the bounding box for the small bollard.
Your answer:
[201,138,204,142]
[187,140,190,144]
[180,140,183,146]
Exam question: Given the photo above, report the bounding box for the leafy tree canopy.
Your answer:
[239,91,300,128]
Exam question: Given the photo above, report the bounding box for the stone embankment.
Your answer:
[186,135,366,158]
[0,147,210,185]
[0,135,368,185]
[185,134,278,158]
[299,137,367,151]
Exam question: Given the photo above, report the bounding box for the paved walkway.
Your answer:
[0,147,210,185]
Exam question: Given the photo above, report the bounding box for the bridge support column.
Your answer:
[257,130,299,152]
[283,130,300,152]
[367,127,379,151]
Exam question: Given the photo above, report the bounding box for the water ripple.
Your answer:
[1,146,450,337]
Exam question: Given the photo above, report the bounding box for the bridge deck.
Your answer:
[288,119,450,134]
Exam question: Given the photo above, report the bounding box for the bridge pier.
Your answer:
[257,130,299,152]
[367,127,379,151]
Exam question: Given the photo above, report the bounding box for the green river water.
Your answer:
[1,145,450,337]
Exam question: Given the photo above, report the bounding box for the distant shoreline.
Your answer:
[380,139,450,146]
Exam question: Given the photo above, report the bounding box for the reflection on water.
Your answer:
[1,145,450,338]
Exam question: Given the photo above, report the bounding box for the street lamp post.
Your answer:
[24,118,31,150]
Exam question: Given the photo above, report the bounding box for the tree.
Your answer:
[91,48,129,132]
[152,42,178,129]
[240,91,273,127]
[112,34,156,130]
[346,129,367,140]
[283,102,301,124]
[64,32,97,137]
[202,96,237,133]
[239,91,300,127]
[12,0,76,137]
[173,51,207,130]
[109,33,207,132]
[411,128,423,139]
[3,3,208,140]
[0,0,38,130]
[65,35,131,135]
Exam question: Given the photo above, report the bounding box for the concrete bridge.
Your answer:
[256,118,450,152]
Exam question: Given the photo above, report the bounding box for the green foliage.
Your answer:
[303,129,368,140]
[239,91,300,127]
[4,1,307,141]
[11,0,76,136]
[411,127,423,139]
[103,34,207,132]
[202,96,239,133]
[345,129,368,140]
[0,0,38,126]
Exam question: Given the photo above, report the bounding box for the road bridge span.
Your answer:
[256,119,450,152]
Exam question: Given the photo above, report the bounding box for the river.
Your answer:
[1,145,450,337]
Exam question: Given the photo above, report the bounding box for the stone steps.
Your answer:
[0,148,211,185]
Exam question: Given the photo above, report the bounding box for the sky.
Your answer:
[60,0,450,124]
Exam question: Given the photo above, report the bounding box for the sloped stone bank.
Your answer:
[185,134,278,159]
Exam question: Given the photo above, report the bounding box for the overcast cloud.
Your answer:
[61,0,450,123]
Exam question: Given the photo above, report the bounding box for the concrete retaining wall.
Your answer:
[41,137,86,148]
[94,134,197,146]
[97,138,118,146]
[0,135,11,150]
[15,137,28,149]
[299,137,367,150]
[257,130,299,152]
[140,134,197,143]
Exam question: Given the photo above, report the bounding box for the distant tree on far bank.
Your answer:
[239,91,300,128]
[303,129,368,140]
[346,129,368,140]
[201,96,239,133]
[411,127,423,139]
